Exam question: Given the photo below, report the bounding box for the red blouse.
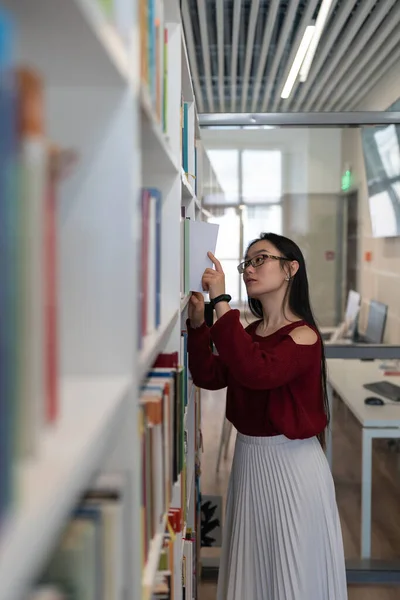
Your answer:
[187,309,327,439]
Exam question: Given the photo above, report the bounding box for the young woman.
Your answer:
[187,232,347,600]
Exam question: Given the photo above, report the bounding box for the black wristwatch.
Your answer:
[210,294,232,309]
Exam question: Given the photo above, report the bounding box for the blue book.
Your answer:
[148,0,156,100]
[182,102,189,172]
[0,7,17,523]
[194,145,197,195]
[146,188,162,328]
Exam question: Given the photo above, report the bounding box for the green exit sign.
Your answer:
[341,169,352,191]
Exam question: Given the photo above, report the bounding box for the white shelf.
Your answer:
[2,0,207,596]
[140,86,180,175]
[180,294,191,312]
[74,0,132,82]
[0,377,130,600]
[181,168,196,201]
[201,206,213,219]
[138,310,180,384]
[142,514,167,600]
[4,0,132,86]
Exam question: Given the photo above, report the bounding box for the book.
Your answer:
[0,5,16,524]
[0,45,75,527]
[183,220,219,293]
[138,186,162,344]
[37,479,125,600]
[140,0,168,124]
[16,67,47,459]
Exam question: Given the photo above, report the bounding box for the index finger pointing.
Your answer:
[208,251,223,273]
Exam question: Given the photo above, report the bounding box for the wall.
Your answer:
[341,60,400,343]
[201,128,343,325]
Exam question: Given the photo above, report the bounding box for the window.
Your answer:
[240,205,283,300]
[205,149,239,205]
[220,259,240,303]
[204,149,283,304]
[242,150,282,204]
[208,207,240,259]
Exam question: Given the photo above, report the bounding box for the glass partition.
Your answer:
[201,126,346,325]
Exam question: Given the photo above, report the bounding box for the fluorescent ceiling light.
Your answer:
[281,25,315,99]
[299,0,334,82]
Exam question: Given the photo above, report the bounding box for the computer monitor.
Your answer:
[363,300,388,343]
[325,289,361,342]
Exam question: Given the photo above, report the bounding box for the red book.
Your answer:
[154,352,179,369]
[44,148,76,424]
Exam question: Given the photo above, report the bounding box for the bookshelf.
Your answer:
[0,1,221,599]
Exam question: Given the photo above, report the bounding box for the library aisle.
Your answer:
[0,0,221,599]
[198,387,400,600]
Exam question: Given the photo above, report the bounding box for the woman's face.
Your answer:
[240,240,296,298]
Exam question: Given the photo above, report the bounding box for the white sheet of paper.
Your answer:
[188,220,219,293]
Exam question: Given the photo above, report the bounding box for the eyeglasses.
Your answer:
[237,253,289,274]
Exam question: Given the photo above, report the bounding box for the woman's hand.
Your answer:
[188,292,205,328]
[202,252,225,299]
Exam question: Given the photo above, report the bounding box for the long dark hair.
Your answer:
[246,232,329,448]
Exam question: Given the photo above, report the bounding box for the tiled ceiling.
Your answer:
[182,0,400,113]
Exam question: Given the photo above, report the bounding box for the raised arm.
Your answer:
[210,309,319,390]
[186,320,228,390]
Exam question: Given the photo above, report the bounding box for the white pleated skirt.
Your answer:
[217,433,347,600]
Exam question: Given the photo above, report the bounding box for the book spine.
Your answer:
[16,67,47,459]
[0,6,17,521]
[45,148,59,424]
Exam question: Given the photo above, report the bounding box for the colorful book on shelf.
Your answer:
[147,187,162,328]
[140,0,148,83]
[182,102,189,173]
[0,50,74,524]
[180,206,187,297]
[138,347,194,566]
[138,186,162,344]
[153,573,172,599]
[15,67,48,460]
[139,0,168,124]
[37,481,125,599]
[194,143,198,196]
[151,462,199,598]
[0,6,17,523]
[153,352,185,478]
[154,0,164,121]
[45,148,59,425]
[163,27,168,133]
[181,331,189,407]
[44,147,75,424]
[140,391,165,557]
[148,0,156,98]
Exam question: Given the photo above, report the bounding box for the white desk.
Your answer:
[326,359,400,560]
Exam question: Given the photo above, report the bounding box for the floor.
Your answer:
[197,386,400,600]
